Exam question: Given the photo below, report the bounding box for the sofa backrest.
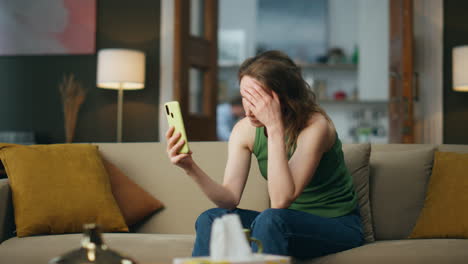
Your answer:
[367,144,468,240]
[368,144,435,240]
[96,142,269,235]
[96,142,468,240]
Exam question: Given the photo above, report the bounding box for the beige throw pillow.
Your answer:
[102,157,164,226]
[342,143,374,243]
[370,147,434,240]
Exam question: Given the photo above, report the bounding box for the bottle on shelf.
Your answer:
[351,45,359,65]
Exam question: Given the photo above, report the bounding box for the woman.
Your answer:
[166,50,364,259]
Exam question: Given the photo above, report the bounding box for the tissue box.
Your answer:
[173,254,290,264]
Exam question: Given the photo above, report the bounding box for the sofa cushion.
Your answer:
[0,233,195,264]
[306,239,468,264]
[342,143,373,243]
[0,143,128,237]
[410,151,468,239]
[102,157,164,227]
[0,179,14,243]
[369,145,434,240]
[437,144,468,153]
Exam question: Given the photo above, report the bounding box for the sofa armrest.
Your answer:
[0,179,15,243]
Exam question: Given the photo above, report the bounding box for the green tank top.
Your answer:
[252,127,357,218]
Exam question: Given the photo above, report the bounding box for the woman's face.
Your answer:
[239,75,267,127]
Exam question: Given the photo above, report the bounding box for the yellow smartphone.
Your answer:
[164,101,190,154]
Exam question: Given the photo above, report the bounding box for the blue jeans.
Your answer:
[192,208,364,259]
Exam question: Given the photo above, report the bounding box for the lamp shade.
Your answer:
[97,49,145,90]
[453,45,468,92]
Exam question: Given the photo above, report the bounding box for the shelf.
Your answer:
[298,63,357,70]
[219,63,242,68]
[219,63,358,70]
[318,99,388,105]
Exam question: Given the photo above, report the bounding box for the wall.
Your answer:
[158,0,175,141]
[328,0,358,56]
[219,0,257,60]
[216,0,257,103]
[357,0,389,101]
[413,0,443,144]
[0,0,160,143]
[443,0,468,144]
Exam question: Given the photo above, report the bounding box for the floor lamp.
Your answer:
[97,49,146,142]
[453,46,468,92]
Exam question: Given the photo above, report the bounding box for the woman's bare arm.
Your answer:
[267,115,331,208]
[166,118,254,209]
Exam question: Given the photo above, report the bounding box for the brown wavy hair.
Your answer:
[238,50,329,152]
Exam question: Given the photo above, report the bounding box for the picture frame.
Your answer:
[0,0,96,55]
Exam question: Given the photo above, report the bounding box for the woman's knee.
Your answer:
[251,208,290,234]
[195,208,231,230]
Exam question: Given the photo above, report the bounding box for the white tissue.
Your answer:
[209,214,253,261]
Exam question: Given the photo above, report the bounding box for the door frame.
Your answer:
[159,0,218,141]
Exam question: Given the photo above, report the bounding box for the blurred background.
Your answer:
[216,0,388,144]
[1,0,466,146]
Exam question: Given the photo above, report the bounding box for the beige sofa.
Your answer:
[0,142,467,264]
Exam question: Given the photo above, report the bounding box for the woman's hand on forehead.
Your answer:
[240,75,282,129]
[251,78,272,94]
[241,76,271,97]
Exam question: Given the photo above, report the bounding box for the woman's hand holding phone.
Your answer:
[166,126,194,171]
[164,101,190,153]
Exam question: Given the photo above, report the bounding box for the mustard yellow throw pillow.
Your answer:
[0,143,128,237]
[410,151,468,239]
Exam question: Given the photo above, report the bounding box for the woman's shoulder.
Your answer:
[299,113,336,151]
[229,117,256,152]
